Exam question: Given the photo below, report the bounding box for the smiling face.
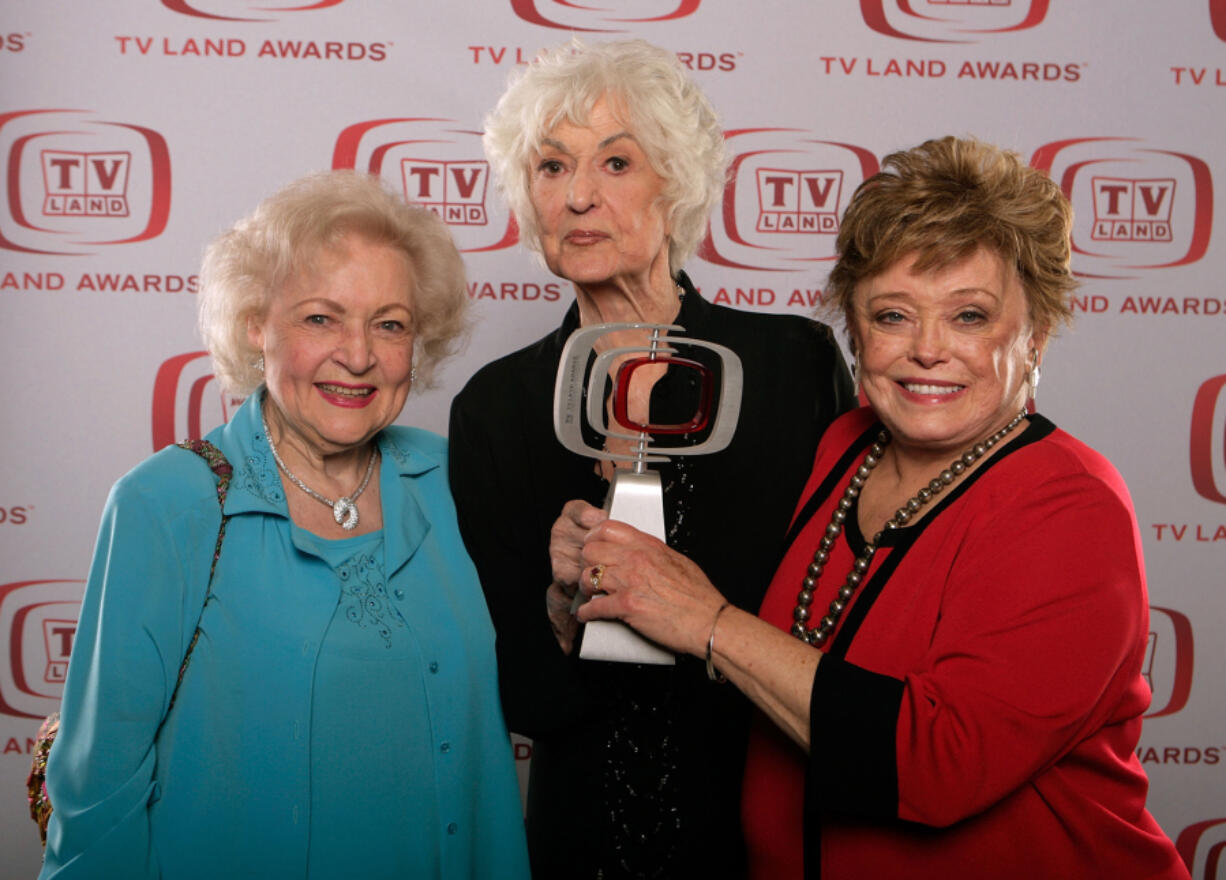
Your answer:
[851,247,1043,458]
[528,97,672,290]
[247,232,416,460]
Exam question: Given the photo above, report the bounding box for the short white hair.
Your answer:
[482,38,729,276]
[198,170,468,395]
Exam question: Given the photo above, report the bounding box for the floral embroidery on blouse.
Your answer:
[237,434,285,505]
[337,552,405,648]
[382,433,411,467]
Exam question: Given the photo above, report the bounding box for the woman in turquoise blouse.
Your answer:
[39,171,530,879]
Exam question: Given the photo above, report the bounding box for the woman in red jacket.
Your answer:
[553,136,1189,879]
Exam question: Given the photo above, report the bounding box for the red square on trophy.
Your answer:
[611,356,715,435]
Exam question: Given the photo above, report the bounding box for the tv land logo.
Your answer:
[1142,606,1194,719]
[402,160,489,226]
[1191,375,1226,505]
[1030,138,1213,279]
[755,169,843,235]
[1090,177,1174,243]
[42,151,131,218]
[0,579,83,719]
[161,0,344,22]
[0,109,171,256]
[151,351,244,451]
[1177,818,1226,880]
[700,129,878,272]
[509,0,700,32]
[1214,0,1226,41]
[333,118,517,253]
[860,0,1047,42]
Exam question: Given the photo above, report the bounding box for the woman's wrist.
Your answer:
[706,601,733,682]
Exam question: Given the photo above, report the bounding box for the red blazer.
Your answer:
[743,408,1189,880]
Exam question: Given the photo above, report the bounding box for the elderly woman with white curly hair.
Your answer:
[448,40,853,878]
[38,170,529,879]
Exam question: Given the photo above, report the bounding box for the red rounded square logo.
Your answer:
[0,580,83,719]
[509,0,701,32]
[1143,606,1195,720]
[612,357,714,435]
[1190,375,1226,505]
[860,0,1048,43]
[151,352,245,451]
[700,129,878,272]
[0,110,171,255]
[333,118,518,253]
[1031,138,1213,278]
[161,0,345,22]
[1176,817,1226,879]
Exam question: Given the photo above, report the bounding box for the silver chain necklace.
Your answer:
[791,409,1027,646]
[260,408,378,531]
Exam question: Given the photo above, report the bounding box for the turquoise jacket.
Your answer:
[40,394,529,879]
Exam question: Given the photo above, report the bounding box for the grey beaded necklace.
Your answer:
[791,409,1027,646]
[261,408,378,531]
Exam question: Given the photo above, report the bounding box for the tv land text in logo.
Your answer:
[41,150,131,219]
[161,0,344,22]
[1191,375,1226,505]
[0,580,83,720]
[509,0,700,32]
[402,160,489,227]
[1030,138,1213,279]
[860,0,1048,43]
[151,352,244,451]
[699,129,878,272]
[0,110,171,256]
[332,119,518,253]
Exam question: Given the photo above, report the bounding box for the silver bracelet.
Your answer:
[706,601,731,683]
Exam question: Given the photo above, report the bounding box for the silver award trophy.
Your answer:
[553,322,744,664]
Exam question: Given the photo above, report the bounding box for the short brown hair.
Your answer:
[827,136,1076,338]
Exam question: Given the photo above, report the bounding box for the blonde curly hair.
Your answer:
[198,170,468,395]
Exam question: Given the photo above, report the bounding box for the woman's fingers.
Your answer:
[570,500,609,529]
[549,500,607,586]
[545,501,619,654]
[575,530,724,657]
[582,517,661,549]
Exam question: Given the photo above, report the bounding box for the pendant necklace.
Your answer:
[261,408,378,531]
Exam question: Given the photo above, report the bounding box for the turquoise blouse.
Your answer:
[39,394,529,879]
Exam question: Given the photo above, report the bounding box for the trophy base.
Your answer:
[578,470,675,665]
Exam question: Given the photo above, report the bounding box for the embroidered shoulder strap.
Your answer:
[164,439,233,717]
[27,439,235,845]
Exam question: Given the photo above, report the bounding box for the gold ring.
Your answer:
[591,564,605,592]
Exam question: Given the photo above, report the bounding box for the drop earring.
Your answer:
[1027,350,1041,405]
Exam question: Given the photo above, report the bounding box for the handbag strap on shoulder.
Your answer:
[164,438,233,716]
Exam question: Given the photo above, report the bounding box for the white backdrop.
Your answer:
[2,2,1224,877]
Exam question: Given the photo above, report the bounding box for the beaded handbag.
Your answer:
[25,440,233,845]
